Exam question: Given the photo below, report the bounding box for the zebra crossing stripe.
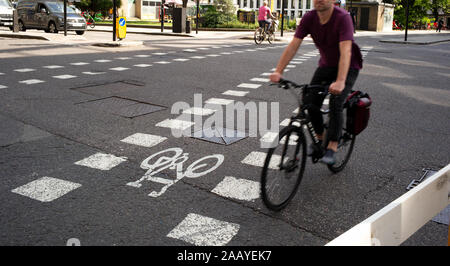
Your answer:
[211,176,260,202]
[83,71,105,75]
[206,54,221,57]
[0,85,7,89]
[190,56,206,59]
[241,151,284,169]
[134,64,152,67]
[74,153,127,171]
[19,79,45,85]
[154,61,171,64]
[182,107,216,116]
[70,62,89,66]
[205,98,234,106]
[14,68,35,72]
[237,83,261,89]
[173,58,190,62]
[167,213,240,246]
[250,78,270,82]
[153,52,168,55]
[43,65,64,69]
[94,59,112,63]
[109,67,130,71]
[11,176,81,202]
[53,74,77,79]
[120,133,167,148]
[134,55,151,58]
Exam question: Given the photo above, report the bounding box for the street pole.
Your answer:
[405,0,409,41]
[196,0,199,34]
[64,0,67,36]
[113,0,117,41]
[161,0,165,32]
[281,0,285,37]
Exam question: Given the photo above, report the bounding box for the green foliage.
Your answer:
[393,0,432,29]
[198,0,237,27]
[74,0,122,17]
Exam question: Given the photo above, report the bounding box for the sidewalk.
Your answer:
[378,30,450,44]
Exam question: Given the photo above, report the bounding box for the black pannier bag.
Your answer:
[345,90,371,135]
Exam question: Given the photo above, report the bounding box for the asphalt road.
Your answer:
[0,29,449,246]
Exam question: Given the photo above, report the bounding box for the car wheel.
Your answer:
[18,20,26,31]
[75,31,84,35]
[48,22,58,33]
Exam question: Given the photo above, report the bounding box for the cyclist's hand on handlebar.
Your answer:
[270,72,282,83]
[329,80,345,95]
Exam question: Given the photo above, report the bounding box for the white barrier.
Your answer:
[327,163,450,246]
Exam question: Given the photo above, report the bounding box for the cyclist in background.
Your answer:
[258,1,275,32]
[269,0,363,165]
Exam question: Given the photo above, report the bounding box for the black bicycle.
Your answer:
[261,78,356,211]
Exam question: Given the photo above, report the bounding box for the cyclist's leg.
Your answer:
[306,67,335,139]
[327,68,359,144]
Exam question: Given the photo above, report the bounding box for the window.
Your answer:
[257,0,260,7]
[244,0,247,7]
[291,0,295,9]
[291,11,294,18]
[250,0,253,8]
[298,0,302,9]
[306,0,310,9]
[276,0,280,9]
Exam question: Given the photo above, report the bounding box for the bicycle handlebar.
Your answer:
[272,78,329,96]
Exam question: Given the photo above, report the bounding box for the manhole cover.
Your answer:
[71,80,145,96]
[76,96,166,118]
[191,126,247,145]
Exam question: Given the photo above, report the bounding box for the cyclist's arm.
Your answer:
[270,37,303,83]
[329,40,352,95]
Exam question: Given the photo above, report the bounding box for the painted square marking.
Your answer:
[53,74,77,79]
[11,176,81,202]
[70,62,89,66]
[19,79,45,85]
[212,176,260,202]
[182,107,216,116]
[241,151,283,169]
[237,83,261,89]
[74,153,127,171]
[134,64,152,67]
[156,119,195,130]
[222,90,248,97]
[109,67,130,71]
[167,213,240,246]
[14,68,35,72]
[205,98,234,106]
[120,133,167,148]
[43,65,64,69]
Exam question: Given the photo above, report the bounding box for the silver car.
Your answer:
[17,0,86,35]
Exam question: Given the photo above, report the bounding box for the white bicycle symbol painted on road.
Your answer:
[127,148,224,197]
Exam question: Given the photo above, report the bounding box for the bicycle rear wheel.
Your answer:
[267,32,275,44]
[326,112,356,174]
[254,28,264,45]
[261,125,307,211]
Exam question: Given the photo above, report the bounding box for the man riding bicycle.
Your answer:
[258,1,275,33]
[269,0,363,165]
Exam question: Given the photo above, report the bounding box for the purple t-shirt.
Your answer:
[294,6,363,70]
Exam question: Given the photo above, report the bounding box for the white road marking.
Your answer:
[206,54,221,57]
[134,64,152,67]
[260,132,279,148]
[183,49,197,52]
[0,72,4,75]
[154,61,171,64]
[280,134,299,145]
[74,153,127,171]
[94,59,112,63]
[120,133,167,148]
[109,67,130,71]
[173,58,190,62]
[205,98,234,105]
[237,83,261,89]
[14,68,35,72]
[190,56,206,59]
[197,47,210,50]
[167,213,240,246]
[241,151,284,169]
[212,176,260,202]
[156,119,195,130]
[220,52,232,55]
[0,85,7,89]
[245,49,257,52]
[115,57,132,60]
[43,65,64,69]
[134,54,151,58]
[250,78,270,82]
[153,52,168,55]
[211,46,221,49]
[233,50,244,53]
[182,107,216,116]
[290,61,303,64]
[70,62,89,66]
[222,90,249,97]
[286,65,296,68]
[260,73,271,76]
[19,79,45,85]
[11,176,81,202]
[280,119,301,127]
[83,71,105,75]
[53,74,77,79]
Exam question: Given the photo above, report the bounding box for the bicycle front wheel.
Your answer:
[254,28,264,45]
[261,125,307,211]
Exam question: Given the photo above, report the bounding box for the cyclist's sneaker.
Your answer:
[307,141,322,156]
[320,149,336,165]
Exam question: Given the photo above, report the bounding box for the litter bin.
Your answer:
[186,20,191,33]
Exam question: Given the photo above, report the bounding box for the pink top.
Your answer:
[258,6,271,21]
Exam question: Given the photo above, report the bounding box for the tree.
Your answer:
[431,0,449,21]
[393,0,433,29]
[74,0,122,16]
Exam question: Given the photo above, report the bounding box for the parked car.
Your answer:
[16,0,86,35]
[0,0,14,30]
